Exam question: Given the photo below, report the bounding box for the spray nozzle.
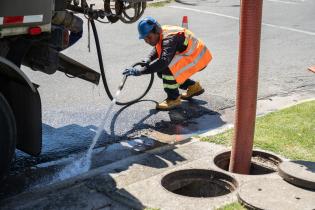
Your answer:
[118,75,128,91]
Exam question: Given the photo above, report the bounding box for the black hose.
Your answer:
[90,19,154,106]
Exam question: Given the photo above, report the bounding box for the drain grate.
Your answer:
[161,169,237,198]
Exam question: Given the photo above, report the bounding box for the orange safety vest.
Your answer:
[155,25,212,84]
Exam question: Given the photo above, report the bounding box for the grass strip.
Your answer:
[216,202,246,210]
[201,101,315,161]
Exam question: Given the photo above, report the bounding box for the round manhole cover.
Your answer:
[214,150,282,175]
[278,160,315,190]
[238,178,315,210]
[161,169,237,198]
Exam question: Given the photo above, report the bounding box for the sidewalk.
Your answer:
[2,139,314,209]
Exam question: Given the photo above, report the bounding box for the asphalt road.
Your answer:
[8,0,315,183]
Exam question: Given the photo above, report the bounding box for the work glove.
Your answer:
[122,67,142,76]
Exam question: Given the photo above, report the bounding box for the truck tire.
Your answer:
[0,92,16,180]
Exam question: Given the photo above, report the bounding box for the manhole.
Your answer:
[214,150,282,175]
[161,169,238,198]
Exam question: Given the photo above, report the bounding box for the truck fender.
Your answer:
[0,56,36,93]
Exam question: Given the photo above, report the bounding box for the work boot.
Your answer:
[156,96,181,111]
[181,81,205,100]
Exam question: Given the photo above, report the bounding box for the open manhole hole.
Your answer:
[214,150,282,175]
[161,169,238,198]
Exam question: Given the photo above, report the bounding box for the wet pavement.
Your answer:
[10,99,223,169]
[1,100,224,200]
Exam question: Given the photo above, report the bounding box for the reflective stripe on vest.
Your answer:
[156,25,212,84]
[174,44,208,78]
[168,37,198,69]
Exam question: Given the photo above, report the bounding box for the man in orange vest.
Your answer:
[123,17,212,110]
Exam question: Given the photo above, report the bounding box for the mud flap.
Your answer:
[5,81,42,156]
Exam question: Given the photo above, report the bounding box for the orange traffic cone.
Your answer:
[182,16,188,29]
[308,66,315,73]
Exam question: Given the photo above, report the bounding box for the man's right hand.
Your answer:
[122,67,142,76]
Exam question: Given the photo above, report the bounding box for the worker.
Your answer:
[123,17,212,110]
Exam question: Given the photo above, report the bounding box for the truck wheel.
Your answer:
[0,93,16,180]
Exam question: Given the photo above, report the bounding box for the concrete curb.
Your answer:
[271,97,315,112]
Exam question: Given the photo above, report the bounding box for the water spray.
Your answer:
[55,75,129,181]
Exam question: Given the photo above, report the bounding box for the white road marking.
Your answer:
[169,6,315,36]
[170,6,239,20]
[266,0,298,5]
[262,22,315,36]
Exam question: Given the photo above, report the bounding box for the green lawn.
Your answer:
[202,100,315,161]
[216,202,246,210]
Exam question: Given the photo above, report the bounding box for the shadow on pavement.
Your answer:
[109,98,225,141]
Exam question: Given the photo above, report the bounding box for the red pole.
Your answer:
[229,0,263,174]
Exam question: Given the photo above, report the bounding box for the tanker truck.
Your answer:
[0,0,148,179]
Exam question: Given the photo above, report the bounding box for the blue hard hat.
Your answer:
[137,17,158,39]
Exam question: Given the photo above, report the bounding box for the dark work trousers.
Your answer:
[157,68,195,100]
